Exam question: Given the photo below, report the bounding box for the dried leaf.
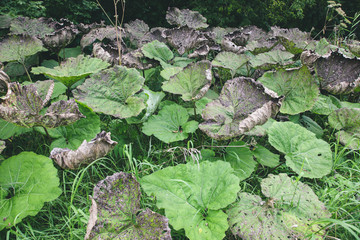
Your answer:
[166,7,208,29]
[50,131,117,169]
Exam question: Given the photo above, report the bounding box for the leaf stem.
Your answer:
[20,60,32,82]
[43,126,50,139]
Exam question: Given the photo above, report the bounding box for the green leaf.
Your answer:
[142,104,198,143]
[141,161,240,240]
[225,141,257,181]
[162,60,212,101]
[249,50,294,70]
[59,46,82,59]
[328,108,360,150]
[199,77,281,140]
[37,101,100,150]
[73,65,146,119]
[31,55,110,88]
[4,54,39,77]
[87,172,173,239]
[0,119,31,139]
[212,52,248,77]
[160,66,183,80]
[0,35,47,63]
[268,121,332,178]
[252,144,280,168]
[0,152,61,231]
[259,66,319,115]
[0,141,5,154]
[166,7,208,29]
[311,94,341,115]
[227,173,330,240]
[126,88,165,124]
[141,40,174,67]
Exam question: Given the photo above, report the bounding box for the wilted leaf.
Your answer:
[0,35,47,62]
[259,66,319,115]
[0,82,84,128]
[0,152,61,231]
[73,65,145,119]
[124,19,149,46]
[162,60,212,101]
[268,121,332,178]
[142,104,198,143]
[166,7,208,29]
[0,15,12,29]
[199,77,281,140]
[50,131,117,169]
[227,173,330,240]
[0,70,10,100]
[328,108,360,150]
[141,161,240,240]
[31,55,110,87]
[10,17,54,38]
[80,26,120,49]
[249,50,294,70]
[313,50,360,94]
[163,27,208,55]
[212,52,248,77]
[41,18,79,52]
[0,140,5,154]
[122,49,155,70]
[85,172,172,240]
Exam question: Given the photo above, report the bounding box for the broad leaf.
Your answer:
[268,121,332,178]
[328,108,360,150]
[258,66,319,115]
[142,104,198,143]
[10,17,54,38]
[4,54,39,78]
[199,77,281,140]
[80,26,119,49]
[85,172,171,240]
[252,144,280,168]
[50,131,118,169]
[141,40,174,67]
[313,50,360,94]
[212,52,248,77]
[0,35,46,62]
[73,65,146,119]
[163,27,208,55]
[31,55,110,87]
[0,119,31,139]
[227,174,330,240]
[124,19,149,46]
[311,94,341,115]
[0,152,61,231]
[37,101,101,150]
[0,15,12,29]
[0,82,84,128]
[249,50,294,70]
[141,161,240,240]
[225,141,257,181]
[162,60,212,101]
[166,7,208,29]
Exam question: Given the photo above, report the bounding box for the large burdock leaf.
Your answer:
[10,17,54,38]
[50,131,118,169]
[31,55,110,88]
[162,60,212,101]
[259,66,319,115]
[312,50,360,94]
[227,174,330,240]
[212,51,248,77]
[311,94,341,115]
[73,65,145,119]
[80,26,119,49]
[141,40,174,67]
[141,161,240,240]
[124,19,149,47]
[85,172,171,240]
[328,108,360,150]
[0,152,62,231]
[142,104,198,143]
[268,122,332,178]
[0,35,47,63]
[41,18,79,52]
[166,7,208,29]
[0,82,84,128]
[199,77,282,140]
[163,27,208,55]
[249,49,294,70]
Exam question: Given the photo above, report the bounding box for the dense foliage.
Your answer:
[0,4,360,240]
